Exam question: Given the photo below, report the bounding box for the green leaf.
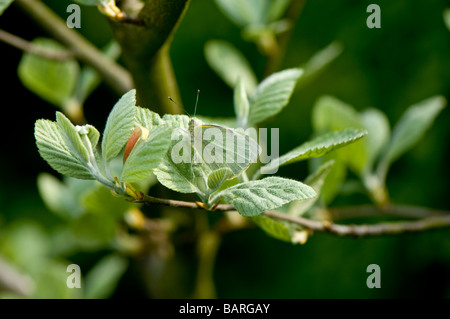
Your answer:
[18,38,79,107]
[35,119,94,179]
[56,112,89,162]
[360,108,390,171]
[102,90,137,162]
[312,95,367,174]
[234,76,250,128]
[248,68,302,125]
[252,215,291,242]
[378,96,446,180]
[297,42,343,88]
[37,173,84,220]
[265,0,291,22]
[214,177,316,216]
[0,0,14,16]
[84,254,128,299]
[289,160,334,217]
[135,106,164,130]
[214,0,266,26]
[205,40,258,94]
[259,129,366,174]
[121,126,173,182]
[207,167,234,190]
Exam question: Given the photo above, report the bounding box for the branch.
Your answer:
[15,0,133,94]
[0,29,73,60]
[107,0,190,113]
[137,194,450,237]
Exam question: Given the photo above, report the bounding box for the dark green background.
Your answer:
[1,0,449,298]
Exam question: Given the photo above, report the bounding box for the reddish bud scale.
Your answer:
[123,126,142,164]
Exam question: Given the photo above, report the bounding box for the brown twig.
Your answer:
[136,194,450,237]
[0,29,73,60]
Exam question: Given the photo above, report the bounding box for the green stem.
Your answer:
[15,0,133,94]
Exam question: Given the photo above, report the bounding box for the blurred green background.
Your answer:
[1,0,449,298]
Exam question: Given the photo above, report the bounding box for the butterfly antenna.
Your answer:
[194,89,200,118]
[168,96,190,117]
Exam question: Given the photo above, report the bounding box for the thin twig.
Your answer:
[15,0,133,94]
[0,29,73,60]
[136,194,450,237]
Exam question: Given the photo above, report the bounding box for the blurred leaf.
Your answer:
[71,212,117,247]
[35,119,94,179]
[84,254,128,299]
[102,89,137,162]
[0,221,49,272]
[252,215,291,242]
[73,41,121,105]
[444,8,450,31]
[37,173,83,220]
[289,160,335,217]
[378,96,446,181]
[0,0,13,16]
[81,183,132,218]
[360,108,390,171]
[259,129,366,173]
[34,260,81,299]
[215,177,316,216]
[18,38,79,107]
[249,68,302,125]
[312,95,367,174]
[121,126,173,182]
[205,40,258,94]
[265,0,291,22]
[297,42,343,88]
[234,76,250,128]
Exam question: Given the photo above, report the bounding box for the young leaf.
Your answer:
[214,0,265,26]
[252,215,291,242]
[0,0,14,16]
[214,177,316,217]
[135,106,164,130]
[84,254,128,299]
[234,76,250,128]
[121,126,173,182]
[248,68,302,125]
[102,90,137,162]
[378,96,446,180]
[289,160,334,217]
[205,40,258,94]
[259,129,366,174]
[207,167,234,190]
[56,112,89,162]
[18,38,79,107]
[35,119,94,179]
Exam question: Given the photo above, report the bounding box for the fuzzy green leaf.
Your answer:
[18,38,79,107]
[56,112,89,162]
[207,167,234,191]
[121,126,173,182]
[102,90,137,162]
[249,68,302,125]
[259,129,366,174]
[205,40,258,94]
[135,106,164,130]
[215,177,316,217]
[35,119,94,179]
[84,254,128,299]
